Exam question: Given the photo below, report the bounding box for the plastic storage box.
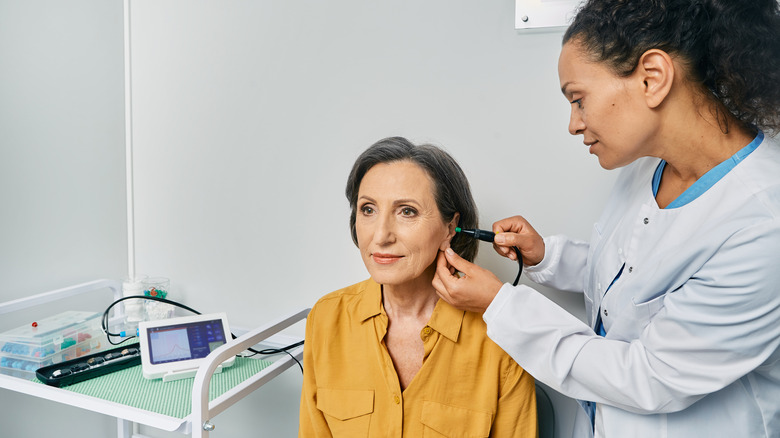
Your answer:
[0,310,107,380]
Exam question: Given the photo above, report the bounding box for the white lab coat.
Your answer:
[484,134,780,437]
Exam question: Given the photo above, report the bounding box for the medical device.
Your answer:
[100,295,305,372]
[455,227,523,286]
[138,313,235,382]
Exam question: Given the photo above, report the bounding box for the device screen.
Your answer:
[147,318,227,365]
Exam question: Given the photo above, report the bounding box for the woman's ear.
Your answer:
[636,49,675,109]
[440,212,460,251]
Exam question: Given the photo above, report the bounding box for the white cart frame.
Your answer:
[0,279,308,438]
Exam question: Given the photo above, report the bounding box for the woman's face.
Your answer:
[355,160,457,289]
[558,41,658,169]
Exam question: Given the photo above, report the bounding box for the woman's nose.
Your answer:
[568,110,585,136]
[374,214,396,244]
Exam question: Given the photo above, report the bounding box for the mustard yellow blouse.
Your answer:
[299,278,537,437]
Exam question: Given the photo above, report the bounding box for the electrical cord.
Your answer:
[100,295,304,372]
[509,246,523,286]
[238,339,305,373]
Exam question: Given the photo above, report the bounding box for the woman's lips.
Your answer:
[372,253,403,264]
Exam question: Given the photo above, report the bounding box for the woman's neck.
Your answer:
[652,109,755,208]
[382,267,439,320]
[655,92,755,181]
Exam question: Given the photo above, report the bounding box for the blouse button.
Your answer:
[643,217,649,225]
[422,327,432,336]
[603,308,608,316]
[628,266,633,273]
[394,395,401,404]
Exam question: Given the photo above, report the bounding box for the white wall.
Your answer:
[0,0,127,436]
[130,0,617,326]
[130,1,615,437]
[1,1,618,437]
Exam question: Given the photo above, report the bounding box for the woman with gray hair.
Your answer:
[299,137,537,437]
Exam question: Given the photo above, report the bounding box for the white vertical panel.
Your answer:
[0,0,126,437]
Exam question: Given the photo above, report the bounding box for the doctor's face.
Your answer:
[558,41,657,169]
[355,161,456,289]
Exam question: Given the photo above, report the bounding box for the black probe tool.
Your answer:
[455,227,523,286]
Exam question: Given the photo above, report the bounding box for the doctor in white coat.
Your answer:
[433,0,780,437]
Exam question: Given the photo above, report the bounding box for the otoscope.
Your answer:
[455,227,523,286]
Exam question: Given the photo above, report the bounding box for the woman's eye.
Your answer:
[571,98,583,109]
[400,207,417,217]
[360,205,375,215]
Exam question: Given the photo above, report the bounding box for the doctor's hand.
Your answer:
[492,215,545,267]
[433,247,504,314]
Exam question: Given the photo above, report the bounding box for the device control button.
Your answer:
[126,348,139,356]
[104,353,121,360]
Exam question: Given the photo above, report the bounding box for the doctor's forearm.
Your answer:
[523,235,589,292]
[484,284,703,414]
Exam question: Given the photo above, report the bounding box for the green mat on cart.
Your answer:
[34,357,272,419]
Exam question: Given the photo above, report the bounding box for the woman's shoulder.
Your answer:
[737,134,780,186]
[315,278,373,304]
[724,134,780,216]
[309,278,379,321]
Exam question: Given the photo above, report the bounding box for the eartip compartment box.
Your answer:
[0,310,107,380]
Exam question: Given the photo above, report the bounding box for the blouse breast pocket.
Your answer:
[420,400,492,438]
[317,388,374,436]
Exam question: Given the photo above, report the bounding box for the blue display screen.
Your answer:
[147,318,227,365]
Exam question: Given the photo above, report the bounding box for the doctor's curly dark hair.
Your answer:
[563,0,780,136]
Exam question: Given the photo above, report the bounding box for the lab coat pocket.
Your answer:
[317,388,374,436]
[610,294,666,340]
[420,400,492,438]
[631,293,666,319]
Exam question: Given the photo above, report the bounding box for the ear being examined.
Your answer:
[440,212,460,251]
